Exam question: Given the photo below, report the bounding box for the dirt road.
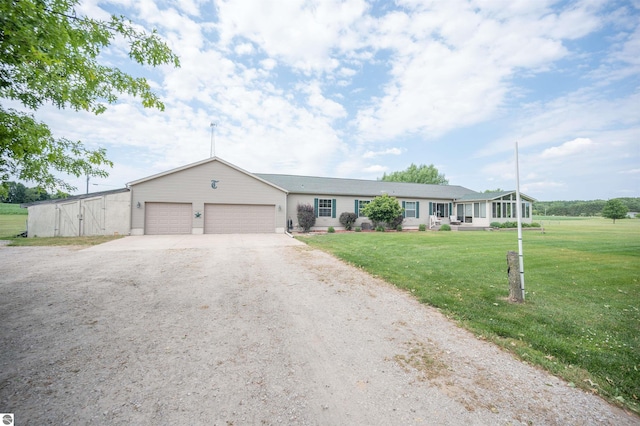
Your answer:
[0,235,637,425]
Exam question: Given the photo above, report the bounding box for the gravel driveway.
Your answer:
[0,235,637,425]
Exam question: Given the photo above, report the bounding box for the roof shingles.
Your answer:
[256,174,478,199]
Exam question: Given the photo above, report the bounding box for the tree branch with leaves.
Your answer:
[0,0,180,192]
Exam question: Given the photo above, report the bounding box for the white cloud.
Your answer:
[353,0,597,143]
[363,148,403,158]
[540,138,594,159]
[215,0,370,73]
[260,58,277,70]
[234,42,254,55]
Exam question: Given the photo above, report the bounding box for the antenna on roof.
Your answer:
[210,122,217,158]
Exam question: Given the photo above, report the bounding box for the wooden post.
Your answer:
[507,251,524,303]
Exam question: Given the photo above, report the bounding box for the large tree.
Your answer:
[602,199,628,224]
[380,163,448,185]
[0,0,179,191]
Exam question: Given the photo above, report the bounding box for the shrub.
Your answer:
[490,222,502,228]
[530,222,541,227]
[354,227,361,232]
[361,194,403,228]
[297,203,316,232]
[396,224,402,232]
[418,223,426,231]
[339,212,357,230]
[388,214,404,230]
[375,225,385,232]
[327,226,335,233]
[439,224,451,231]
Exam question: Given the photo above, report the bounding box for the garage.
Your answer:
[145,202,192,235]
[204,204,275,234]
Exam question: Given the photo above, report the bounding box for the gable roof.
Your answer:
[127,157,288,193]
[456,190,537,202]
[256,174,478,199]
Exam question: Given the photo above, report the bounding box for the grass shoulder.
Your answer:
[3,235,124,247]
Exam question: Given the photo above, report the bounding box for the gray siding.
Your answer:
[286,194,453,231]
[130,160,287,235]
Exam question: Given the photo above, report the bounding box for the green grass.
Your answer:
[299,218,640,413]
[0,203,28,215]
[0,204,29,238]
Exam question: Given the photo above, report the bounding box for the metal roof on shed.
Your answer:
[255,174,478,199]
[20,187,130,208]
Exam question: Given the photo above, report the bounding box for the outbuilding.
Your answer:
[23,188,131,237]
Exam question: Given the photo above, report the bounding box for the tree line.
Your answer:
[0,182,69,204]
[533,198,640,217]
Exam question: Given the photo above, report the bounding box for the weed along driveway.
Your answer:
[0,235,636,425]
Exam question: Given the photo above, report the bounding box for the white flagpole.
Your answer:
[515,141,525,300]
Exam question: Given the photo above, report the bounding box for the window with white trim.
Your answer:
[474,202,486,218]
[318,199,333,217]
[405,201,416,218]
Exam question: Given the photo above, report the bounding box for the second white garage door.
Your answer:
[204,204,275,234]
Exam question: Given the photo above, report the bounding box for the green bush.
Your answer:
[388,214,404,230]
[297,203,316,232]
[418,224,426,231]
[354,227,361,232]
[396,224,402,232]
[361,194,403,228]
[530,222,541,227]
[339,212,357,230]
[490,222,502,228]
[375,225,385,232]
[327,226,335,233]
[439,224,451,231]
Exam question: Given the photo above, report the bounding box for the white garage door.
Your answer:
[204,204,275,234]
[145,202,192,235]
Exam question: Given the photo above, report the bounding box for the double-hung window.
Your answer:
[402,201,420,218]
[318,199,333,217]
[404,201,417,218]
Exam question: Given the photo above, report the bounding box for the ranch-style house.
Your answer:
[23,157,535,237]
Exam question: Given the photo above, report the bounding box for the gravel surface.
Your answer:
[0,235,637,425]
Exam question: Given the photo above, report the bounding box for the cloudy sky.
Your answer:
[36,0,640,200]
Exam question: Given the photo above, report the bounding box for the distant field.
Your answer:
[0,203,28,237]
[299,217,640,413]
[0,203,28,215]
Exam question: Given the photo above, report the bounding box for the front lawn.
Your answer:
[298,217,640,414]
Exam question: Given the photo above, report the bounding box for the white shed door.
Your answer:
[204,204,275,234]
[145,202,192,235]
